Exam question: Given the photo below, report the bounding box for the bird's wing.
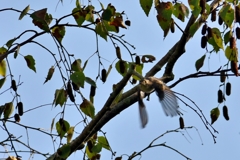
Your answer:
[138,90,148,128]
[154,85,179,117]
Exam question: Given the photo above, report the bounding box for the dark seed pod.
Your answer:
[59,118,67,132]
[131,78,137,84]
[207,27,213,38]
[235,6,240,23]
[220,71,226,83]
[218,89,223,103]
[119,60,125,74]
[87,140,93,152]
[201,24,207,35]
[211,9,216,22]
[170,18,175,33]
[14,113,20,122]
[236,27,240,39]
[101,69,107,82]
[223,105,229,121]
[72,82,79,91]
[67,81,75,102]
[200,0,206,14]
[125,20,131,26]
[116,46,122,60]
[231,61,239,76]
[226,82,231,96]
[135,56,140,65]
[90,85,96,97]
[95,18,100,24]
[218,15,223,25]
[201,36,207,48]
[17,102,23,116]
[229,36,236,49]
[11,80,17,91]
[179,117,184,129]
[96,154,101,159]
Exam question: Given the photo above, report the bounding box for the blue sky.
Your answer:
[1,0,240,160]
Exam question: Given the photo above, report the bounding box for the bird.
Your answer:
[138,76,179,128]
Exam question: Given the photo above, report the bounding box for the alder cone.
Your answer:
[220,71,226,82]
[223,105,229,121]
[11,80,17,91]
[229,36,236,49]
[101,69,107,82]
[230,61,239,76]
[119,60,125,74]
[90,85,96,97]
[17,102,23,116]
[207,27,213,38]
[201,36,207,48]
[179,117,184,129]
[67,81,75,102]
[201,24,207,35]
[236,27,240,39]
[211,9,216,22]
[218,15,223,25]
[235,6,240,23]
[226,82,231,96]
[125,20,131,26]
[135,56,140,65]
[116,46,122,60]
[200,0,206,14]
[217,89,223,103]
[131,78,137,84]
[14,114,20,122]
[170,19,175,33]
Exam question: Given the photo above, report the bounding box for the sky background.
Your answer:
[1,0,240,160]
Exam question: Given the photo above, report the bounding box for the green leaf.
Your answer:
[132,64,143,80]
[6,38,16,48]
[208,37,220,52]
[0,78,6,89]
[195,55,206,71]
[72,8,85,26]
[67,127,74,143]
[189,21,199,37]
[85,5,94,22]
[53,89,67,107]
[156,2,173,37]
[140,0,153,16]
[115,60,129,76]
[71,59,82,72]
[211,28,224,50]
[210,107,220,124]
[80,99,95,118]
[224,30,232,45]
[58,144,71,159]
[4,102,14,119]
[225,46,238,61]
[98,136,110,150]
[44,66,55,84]
[56,119,70,139]
[95,22,108,41]
[70,71,85,88]
[92,143,102,153]
[76,0,81,8]
[173,3,189,22]
[85,77,96,87]
[24,55,36,72]
[0,60,7,77]
[0,105,5,119]
[30,8,50,31]
[102,9,112,21]
[219,4,234,28]
[86,145,96,159]
[50,118,55,133]
[102,20,117,32]
[52,26,65,43]
[19,5,30,20]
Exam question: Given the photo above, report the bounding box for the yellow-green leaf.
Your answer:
[85,77,96,87]
[173,3,189,22]
[115,60,129,76]
[52,26,65,43]
[44,66,55,84]
[53,89,67,107]
[4,102,14,119]
[72,8,85,26]
[195,55,206,71]
[71,59,82,72]
[140,0,153,16]
[0,78,6,89]
[210,107,220,124]
[67,127,74,143]
[98,136,110,150]
[132,64,143,80]
[225,46,238,61]
[6,38,16,48]
[19,5,30,20]
[70,71,85,88]
[211,28,224,50]
[80,99,95,119]
[24,55,36,72]
[0,60,7,77]
[95,22,108,41]
[56,119,70,139]
[219,4,234,28]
